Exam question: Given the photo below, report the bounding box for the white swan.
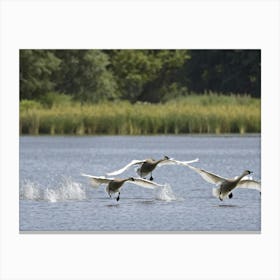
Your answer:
[186,166,261,201]
[107,156,199,180]
[81,173,164,201]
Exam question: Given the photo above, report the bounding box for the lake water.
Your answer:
[19,135,261,232]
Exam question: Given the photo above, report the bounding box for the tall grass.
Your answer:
[20,94,261,135]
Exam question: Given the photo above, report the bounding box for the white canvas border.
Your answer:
[1,0,280,279]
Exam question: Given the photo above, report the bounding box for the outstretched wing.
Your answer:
[106,160,145,176]
[236,180,261,192]
[157,158,199,167]
[81,173,113,188]
[127,178,164,189]
[181,158,200,165]
[186,165,227,185]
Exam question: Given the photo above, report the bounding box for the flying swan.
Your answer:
[185,166,261,201]
[81,173,164,201]
[106,156,199,181]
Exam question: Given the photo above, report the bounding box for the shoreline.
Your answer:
[19,133,261,137]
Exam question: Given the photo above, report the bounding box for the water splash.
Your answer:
[155,184,177,201]
[20,180,43,201]
[20,177,86,202]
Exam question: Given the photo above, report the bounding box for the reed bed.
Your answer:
[20,95,261,135]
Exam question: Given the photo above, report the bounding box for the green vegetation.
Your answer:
[19,50,261,135]
[20,94,260,135]
[20,50,261,103]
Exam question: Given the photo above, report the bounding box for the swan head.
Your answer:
[244,170,253,175]
[163,155,170,160]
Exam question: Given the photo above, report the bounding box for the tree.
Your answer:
[107,50,158,102]
[54,50,118,102]
[184,50,261,97]
[108,49,189,103]
[20,50,61,99]
[20,49,261,104]
[141,50,189,102]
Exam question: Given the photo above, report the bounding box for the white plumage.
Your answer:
[107,156,199,181]
[186,166,261,200]
[81,173,164,201]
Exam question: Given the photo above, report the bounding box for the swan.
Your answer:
[81,173,164,201]
[185,166,261,201]
[106,156,199,180]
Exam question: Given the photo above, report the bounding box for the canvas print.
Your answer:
[19,50,261,232]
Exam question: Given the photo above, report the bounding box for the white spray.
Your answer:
[20,177,86,202]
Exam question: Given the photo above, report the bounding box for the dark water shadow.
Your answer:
[214,204,240,208]
[106,204,120,208]
[119,197,152,200]
[137,200,155,205]
[190,188,205,192]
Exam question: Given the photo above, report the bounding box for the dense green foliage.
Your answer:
[20,94,260,135]
[20,50,61,99]
[20,50,261,135]
[20,50,261,103]
[185,50,261,97]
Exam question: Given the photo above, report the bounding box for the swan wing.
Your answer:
[81,173,113,188]
[174,158,199,166]
[128,178,164,189]
[106,160,145,176]
[236,180,261,192]
[235,175,254,180]
[157,158,199,167]
[212,187,220,198]
[186,165,227,185]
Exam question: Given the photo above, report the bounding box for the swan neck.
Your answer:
[235,172,248,182]
[158,158,166,164]
[124,178,133,183]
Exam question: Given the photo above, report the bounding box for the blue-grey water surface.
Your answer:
[19,135,261,232]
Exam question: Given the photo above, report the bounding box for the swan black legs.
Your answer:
[116,192,120,201]
[149,173,154,181]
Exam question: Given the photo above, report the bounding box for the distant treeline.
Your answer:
[20,50,261,103]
